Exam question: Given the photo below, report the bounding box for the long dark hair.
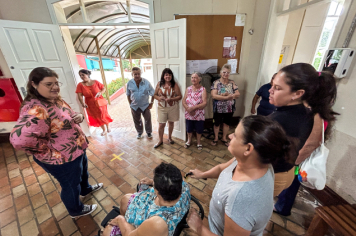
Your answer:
[159,68,176,88]
[241,116,296,165]
[22,67,61,108]
[280,63,339,140]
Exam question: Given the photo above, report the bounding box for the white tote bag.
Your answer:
[298,121,329,190]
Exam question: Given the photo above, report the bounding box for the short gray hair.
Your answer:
[192,72,202,79]
[220,64,231,73]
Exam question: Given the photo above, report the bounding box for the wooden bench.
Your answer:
[304,186,356,236]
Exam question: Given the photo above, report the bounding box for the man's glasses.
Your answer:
[40,82,63,89]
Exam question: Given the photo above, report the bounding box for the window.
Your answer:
[312,1,344,70]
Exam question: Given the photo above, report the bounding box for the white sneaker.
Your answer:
[137,134,142,139]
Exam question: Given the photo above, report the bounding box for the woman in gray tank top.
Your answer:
[186,116,295,236]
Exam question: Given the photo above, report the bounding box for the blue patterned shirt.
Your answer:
[126,78,155,111]
[125,181,191,236]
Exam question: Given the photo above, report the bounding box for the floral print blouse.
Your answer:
[10,99,88,165]
[211,79,238,113]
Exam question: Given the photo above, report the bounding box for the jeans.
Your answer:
[34,150,92,215]
[274,175,300,216]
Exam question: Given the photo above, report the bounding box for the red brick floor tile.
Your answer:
[8,168,20,179]
[125,165,140,176]
[46,191,61,208]
[89,167,103,179]
[87,154,101,163]
[31,192,46,209]
[190,187,211,205]
[27,182,41,197]
[116,159,130,168]
[109,175,125,187]
[7,162,19,171]
[100,196,116,213]
[114,166,129,177]
[118,182,136,194]
[0,185,11,198]
[19,160,31,170]
[93,160,106,170]
[24,174,37,186]
[34,166,46,176]
[42,181,56,195]
[202,184,214,196]
[17,205,35,226]
[0,195,13,213]
[123,173,139,187]
[76,215,99,236]
[137,164,151,174]
[96,175,111,187]
[102,167,116,178]
[39,217,59,236]
[10,175,23,188]
[0,206,16,227]
[21,167,34,177]
[105,184,123,199]
[14,194,30,211]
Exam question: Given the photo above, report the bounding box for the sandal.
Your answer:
[211,140,218,146]
[154,142,163,148]
[184,142,191,149]
[168,139,175,144]
[220,139,230,147]
[197,144,203,150]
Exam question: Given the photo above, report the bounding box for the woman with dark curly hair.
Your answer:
[153,68,182,148]
[10,67,103,218]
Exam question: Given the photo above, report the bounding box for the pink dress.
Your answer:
[10,99,88,165]
[185,86,205,121]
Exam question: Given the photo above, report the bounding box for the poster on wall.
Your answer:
[222,37,237,58]
[186,59,218,74]
[227,59,238,74]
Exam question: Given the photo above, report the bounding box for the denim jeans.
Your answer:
[34,150,92,215]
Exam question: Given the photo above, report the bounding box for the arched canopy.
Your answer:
[58,0,151,59]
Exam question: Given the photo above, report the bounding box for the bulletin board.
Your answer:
[175,15,244,73]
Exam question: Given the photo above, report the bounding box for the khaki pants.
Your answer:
[274,167,295,197]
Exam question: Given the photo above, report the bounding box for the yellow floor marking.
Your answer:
[111,152,124,161]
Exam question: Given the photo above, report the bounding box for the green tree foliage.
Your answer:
[103,78,130,98]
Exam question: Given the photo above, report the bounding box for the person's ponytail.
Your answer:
[280,63,339,140]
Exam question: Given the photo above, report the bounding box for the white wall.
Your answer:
[324,0,356,204]
[154,0,272,117]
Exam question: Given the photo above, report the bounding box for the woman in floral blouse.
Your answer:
[10,67,103,218]
[211,64,240,147]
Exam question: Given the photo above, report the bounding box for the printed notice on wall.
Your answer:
[235,14,246,26]
[222,37,237,58]
[227,59,238,74]
[186,59,218,74]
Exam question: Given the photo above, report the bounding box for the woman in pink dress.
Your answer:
[182,72,207,150]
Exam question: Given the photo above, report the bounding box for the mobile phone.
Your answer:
[220,87,226,94]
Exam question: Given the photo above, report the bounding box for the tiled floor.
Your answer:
[0,95,319,236]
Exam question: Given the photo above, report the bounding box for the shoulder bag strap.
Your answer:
[321,119,325,144]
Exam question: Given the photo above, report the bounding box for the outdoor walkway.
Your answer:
[0,94,320,236]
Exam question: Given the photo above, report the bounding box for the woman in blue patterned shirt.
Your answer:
[102,163,191,236]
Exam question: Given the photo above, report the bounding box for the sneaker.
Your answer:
[70,204,97,218]
[81,183,103,198]
[137,134,142,139]
[147,133,153,139]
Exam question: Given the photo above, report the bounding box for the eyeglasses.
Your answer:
[222,71,230,74]
[40,82,63,89]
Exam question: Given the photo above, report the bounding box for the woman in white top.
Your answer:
[153,68,182,148]
[186,115,295,236]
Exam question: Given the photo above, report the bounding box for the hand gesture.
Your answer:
[188,169,204,179]
[159,95,166,102]
[148,103,153,109]
[227,94,234,100]
[82,104,88,109]
[166,97,171,103]
[187,209,203,234]
[140,177,153,185]
[71,114,84,124]
[251,107,256,114]
[95,92,101,98]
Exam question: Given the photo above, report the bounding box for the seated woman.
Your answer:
[102,163,191,236]
[186,115,295,236]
